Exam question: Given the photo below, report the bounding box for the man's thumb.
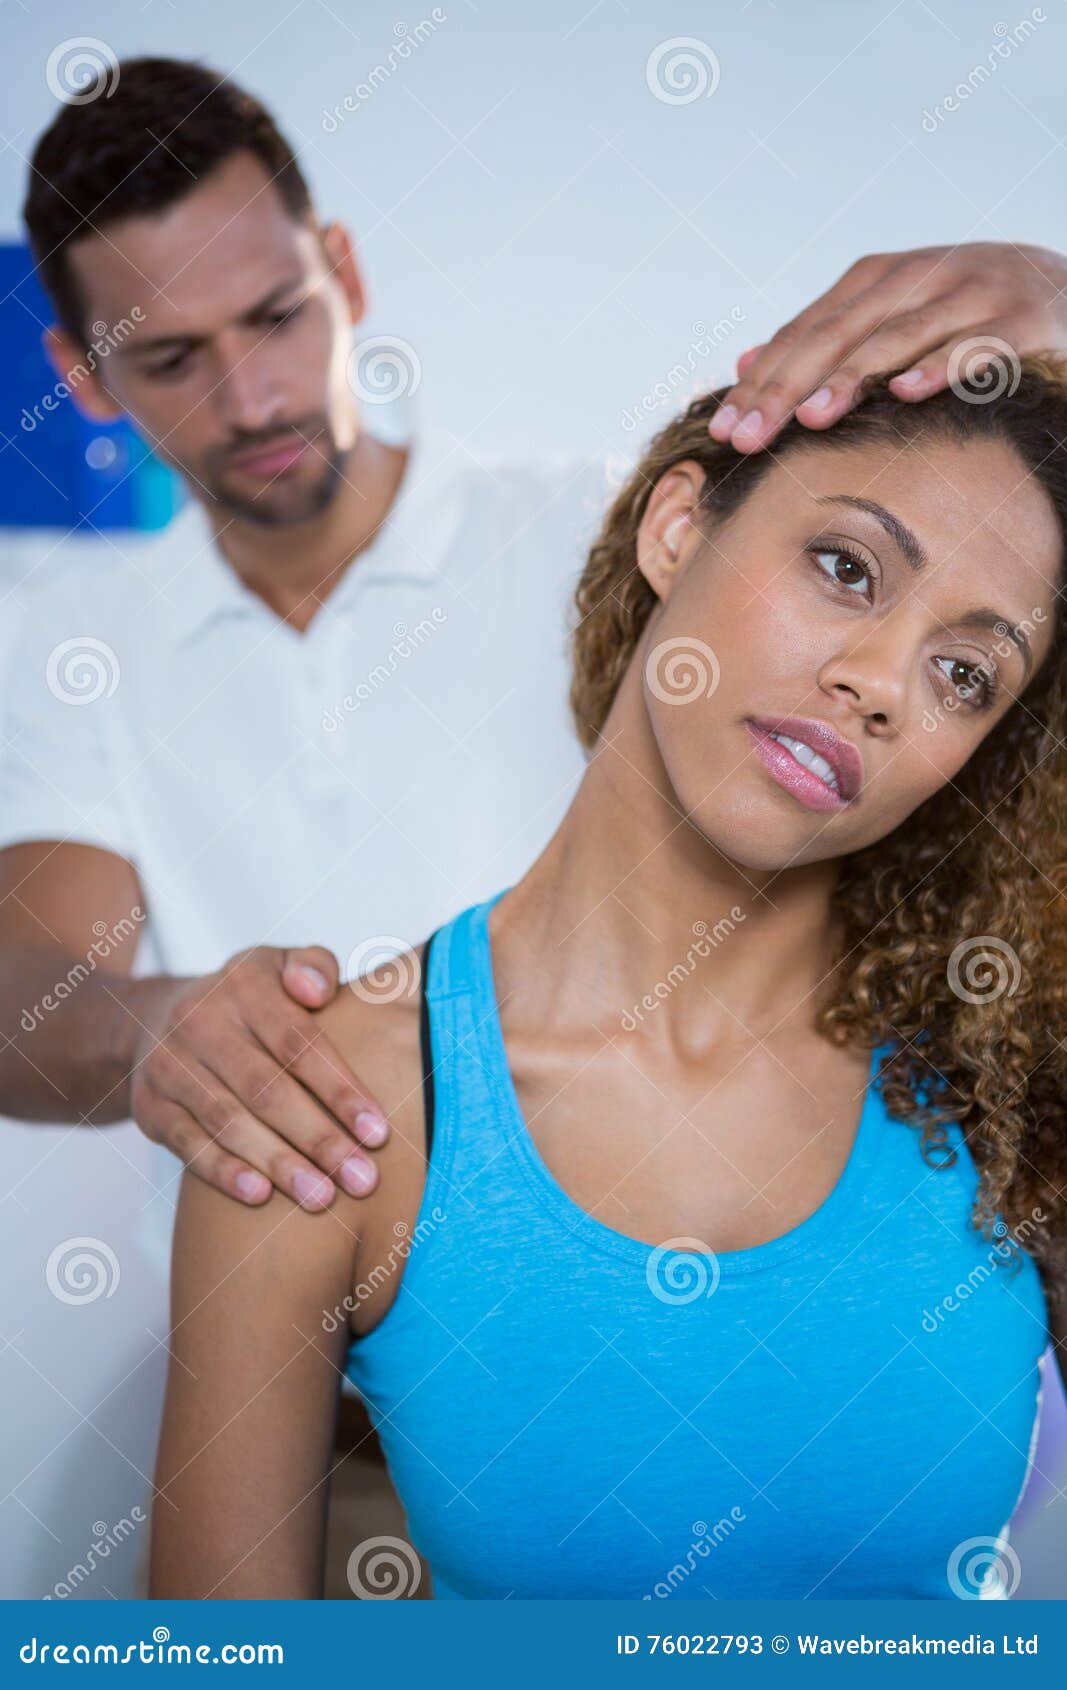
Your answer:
[281,946,341,1006]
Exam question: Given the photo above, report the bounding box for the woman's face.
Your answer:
[631,433,1062,870]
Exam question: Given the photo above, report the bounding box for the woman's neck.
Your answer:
[496,717,846,1057]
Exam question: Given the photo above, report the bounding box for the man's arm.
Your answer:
[0,839,389,1207]
[149,1171,358,1597]
[709,241,1067,450]
[0,840,148,1121]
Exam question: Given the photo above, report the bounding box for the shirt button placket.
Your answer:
[304,623,349,800]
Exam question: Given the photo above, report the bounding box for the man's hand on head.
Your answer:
[129,943,389,1209]
[708,241,1067,452]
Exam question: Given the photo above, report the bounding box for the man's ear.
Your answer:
[42,326,123,423]
[635,460,708,600]
[320,221,367,327]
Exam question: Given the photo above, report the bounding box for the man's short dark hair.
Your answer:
[23,55,316,345]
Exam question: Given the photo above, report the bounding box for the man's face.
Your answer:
[62,149,365,526]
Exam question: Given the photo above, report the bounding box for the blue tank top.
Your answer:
[345,892,1050,1600]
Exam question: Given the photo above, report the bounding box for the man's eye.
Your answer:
[810,545,873,595]
[140,304,303,378]
[145,353,191,378]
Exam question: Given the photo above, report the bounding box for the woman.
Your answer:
[151,356,1067,1601]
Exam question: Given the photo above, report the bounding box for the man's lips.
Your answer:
[228,437,309,478]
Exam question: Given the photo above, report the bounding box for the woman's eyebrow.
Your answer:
[812,493,1033,681]
[813,494,928,571]
[958,607,1033,682]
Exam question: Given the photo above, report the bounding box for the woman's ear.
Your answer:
[635,460,708,600]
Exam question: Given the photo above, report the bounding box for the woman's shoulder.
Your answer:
[315,943,426,1128]
[314,943,431,1248]
[171,949,428,1295]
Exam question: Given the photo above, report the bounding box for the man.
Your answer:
[0,57,609,1246]
[3,54,1067,1249]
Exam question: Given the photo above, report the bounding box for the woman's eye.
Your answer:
[811,546,872,595]
[934,655,996,708]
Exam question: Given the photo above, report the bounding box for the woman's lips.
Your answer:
[744,720,849,813]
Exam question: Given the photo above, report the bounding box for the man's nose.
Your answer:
[214,345,287,435]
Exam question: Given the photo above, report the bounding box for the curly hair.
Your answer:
[571,356,1067,1311]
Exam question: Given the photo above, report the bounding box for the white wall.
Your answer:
[3,0,1066,1597]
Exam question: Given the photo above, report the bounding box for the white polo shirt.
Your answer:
[0,411,614,1265]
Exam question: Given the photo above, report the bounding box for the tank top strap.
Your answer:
[424,889,506,1005]
[416,890,510,1186]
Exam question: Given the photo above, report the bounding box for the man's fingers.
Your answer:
[164,1084,380,1209]
[150,1103,273,1206]
[132,950,389,1208]
[258,1010,389,1146]
[709,292,911,450]
[147,1043,359,1210]
[190,1098,380,1210]
[887,363,944,399]
[735,343,764,375]
[231,1111,381,1207]
[281,945,341,1008]
[708,251,963,450]
[708,255,897,445]
[200,1027,382,1199]
[788,294,993,429]
[884,323,1025,405]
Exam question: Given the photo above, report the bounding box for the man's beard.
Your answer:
[201,426,348,527]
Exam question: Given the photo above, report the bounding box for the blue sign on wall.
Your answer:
[0,242,182,533]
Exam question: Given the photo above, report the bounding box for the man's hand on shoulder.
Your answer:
[130,943,390,1210]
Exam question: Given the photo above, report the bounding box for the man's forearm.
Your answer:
[0,945,178,1123]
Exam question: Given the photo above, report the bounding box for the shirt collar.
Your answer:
[166,391,465,646]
